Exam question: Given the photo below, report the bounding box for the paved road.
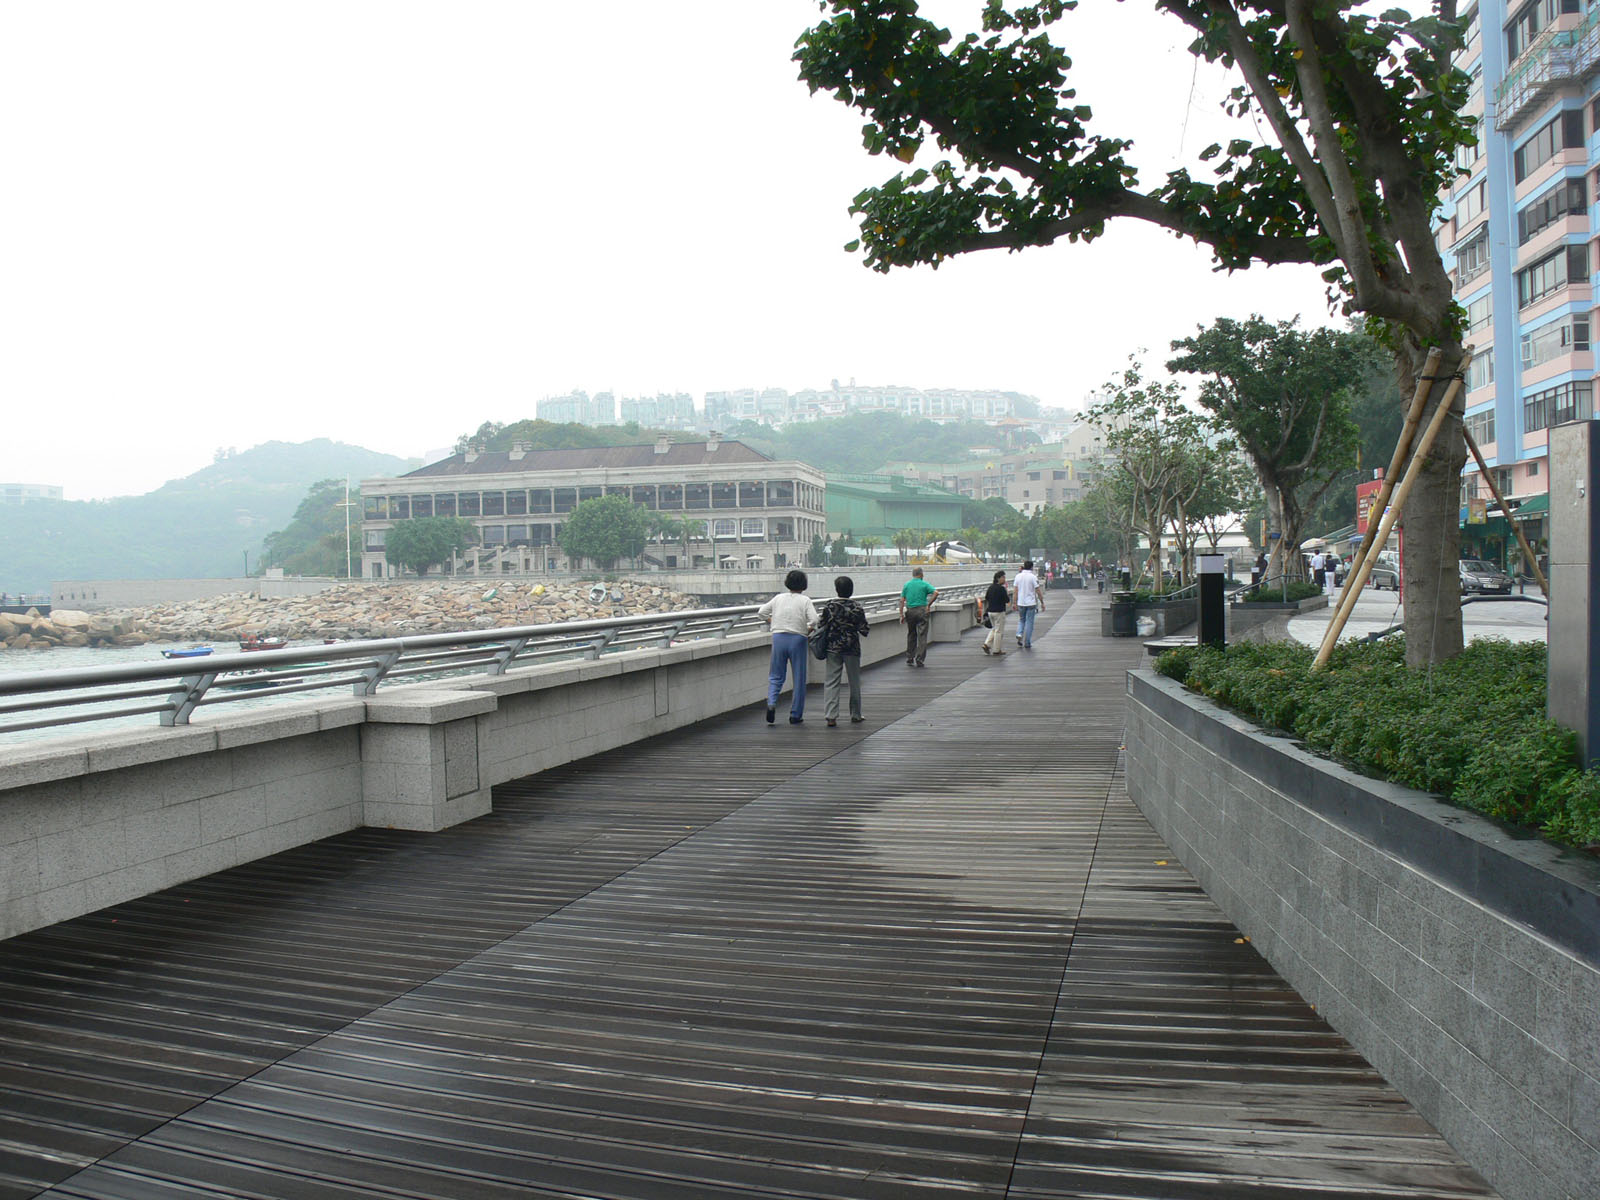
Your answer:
[1285,586,1548,648]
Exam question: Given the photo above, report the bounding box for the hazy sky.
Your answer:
[2,2,1334,501]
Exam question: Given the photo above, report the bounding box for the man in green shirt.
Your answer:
[898,567,939,667]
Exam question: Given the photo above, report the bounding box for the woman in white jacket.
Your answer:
[758,568,819,725]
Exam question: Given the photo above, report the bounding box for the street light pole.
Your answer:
[333,477,358,580]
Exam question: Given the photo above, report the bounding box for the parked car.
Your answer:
[1459,558,1513,594]
[1369,552,1400,590]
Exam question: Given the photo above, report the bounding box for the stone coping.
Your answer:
[1128,669,1600,968]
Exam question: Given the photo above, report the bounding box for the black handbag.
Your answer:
[808,607,830,659]
[981,613,993,628]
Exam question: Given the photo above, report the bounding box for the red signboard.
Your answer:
[1355,478,1384,535]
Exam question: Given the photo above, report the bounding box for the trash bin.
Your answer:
[1110,591,1137,637]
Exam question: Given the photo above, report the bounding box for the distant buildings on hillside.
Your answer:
[527,382,1082,441]
[1,482,63,505]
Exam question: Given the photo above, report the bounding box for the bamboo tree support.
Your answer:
[1313,351,1472,671]
[1326,347,1441,619]
[1463,428,1549,598]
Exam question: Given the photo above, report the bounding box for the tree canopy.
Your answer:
[384,517,476,577]
[796,0,1476,663]
[262,479,360,577]
[558,495,651,570]
[1169,316,1368,578]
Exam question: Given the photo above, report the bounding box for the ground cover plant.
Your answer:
[1154,638,1600,849]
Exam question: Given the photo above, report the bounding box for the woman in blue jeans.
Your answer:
[757,568,819,725]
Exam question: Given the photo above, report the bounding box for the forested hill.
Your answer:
[0,440,415,593]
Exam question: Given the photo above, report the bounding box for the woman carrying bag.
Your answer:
[819,575,870,727]
[980,569,1011,656]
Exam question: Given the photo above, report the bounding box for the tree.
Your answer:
[678,518,706,567]
[262,478,360,577]
[1169,316,1367,580]
[857,534,884,563]
[797,1,1476,664]
[384,516,475,577]
[558,494,650,570]
[830,532,850,566]
[892,528,919,563]
[808,532,827,567]
[1089,360,1234,592]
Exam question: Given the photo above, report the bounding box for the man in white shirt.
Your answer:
[1309,549,1326,591]
[1013,559,1044,649]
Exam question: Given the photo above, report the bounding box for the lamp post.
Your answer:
[333,478,358,580]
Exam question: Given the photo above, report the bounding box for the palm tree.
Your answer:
[678,518,706,567]
[856,535,883,565]
[892,528,918,564]
[650,513,682,567]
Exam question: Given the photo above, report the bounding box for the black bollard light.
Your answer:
[1197,553,1226,650]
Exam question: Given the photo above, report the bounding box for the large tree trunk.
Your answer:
[1395,343,1466,667]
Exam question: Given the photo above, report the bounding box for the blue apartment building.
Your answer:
[1445,0,1600,560]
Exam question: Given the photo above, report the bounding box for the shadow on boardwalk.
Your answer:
[0,597,1496,1199]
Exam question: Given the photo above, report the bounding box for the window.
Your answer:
[457,492,480,517]
[364,530,386,549]
[1466,291,1493,333]
[658,483,683,510]
[739,481,764,506]
[1467,348,1495,390]
[390,495,410,519]
[1465,407,1496,445]
[529,488,552,514]
[552,487,576,513]
[507,524,529,544]
[766,480,795,506]
[1513,110,1585,183]
[1053,470,1068,480]
[712,482,737,508]
[480,525,506,545]
[505,490,527,516]
[712,518,737,538]
[605,485,630,498]
[1520,316,1589,366]
[1518,177,1585,243]
[1457,179,1488,228]
[363,496,387,519]
[530,523,553,547]
[482,491,506,517]
[1530,460,1541,475]
[1508,0,1578,61]
[632,485,656,508]
[1515,244,1589,306]
[685,482,710,509]
[578,486,602,504]
[1524,379,1594,430]
[1028,471,1041,481]
[1457,227,1491,284]
[741,518,765,540]
[411,494,433,518]
[1455,137,1483,175]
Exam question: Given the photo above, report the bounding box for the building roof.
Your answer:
[824,473,965,500]
[400,441,773,479]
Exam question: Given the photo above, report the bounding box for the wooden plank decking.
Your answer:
[0,597,1497,1198]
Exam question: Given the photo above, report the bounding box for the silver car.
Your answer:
[1369,552,1400,590]
[1459,559,1512,594]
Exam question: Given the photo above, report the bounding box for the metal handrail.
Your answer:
[0,587,983,736]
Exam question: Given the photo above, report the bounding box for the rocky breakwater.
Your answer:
[0,608,145,652]
[33,580,709,649]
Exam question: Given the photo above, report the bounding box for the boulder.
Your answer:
[0,615,16,641]
[50,609,91,631]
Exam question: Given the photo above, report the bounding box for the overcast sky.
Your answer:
[2,2,1334,501]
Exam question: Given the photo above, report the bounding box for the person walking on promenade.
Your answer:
[758,568,819,725]
[898,566,939,667]
[1013,559,1043,649]
[980,569,1011,656]
[819,575,870,726]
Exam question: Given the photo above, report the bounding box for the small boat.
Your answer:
[239,634,288,651]
[161,646,214,659]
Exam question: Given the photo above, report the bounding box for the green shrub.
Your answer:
[1238,580,1325,603]
[1152,638,1597,850]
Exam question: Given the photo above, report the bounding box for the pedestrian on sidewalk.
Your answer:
[1013,559,1043,649]
[758,568,819,724]
[980,569,1011,656]
[819,575,869,726]
[898,566,939,667]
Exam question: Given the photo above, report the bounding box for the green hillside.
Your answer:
[0,440,415,593]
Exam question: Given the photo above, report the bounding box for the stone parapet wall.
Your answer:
[1124,669,1600,1200]
[0,603,975,941]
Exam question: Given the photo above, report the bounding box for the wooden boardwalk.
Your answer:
[0,597,1497,1199]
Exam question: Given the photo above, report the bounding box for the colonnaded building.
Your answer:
[359,435,826,577]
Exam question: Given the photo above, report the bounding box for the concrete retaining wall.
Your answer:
[1124,669,1600,1200]
[0,601,977,940]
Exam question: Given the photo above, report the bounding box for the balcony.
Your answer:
[1495,8,1600,130]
